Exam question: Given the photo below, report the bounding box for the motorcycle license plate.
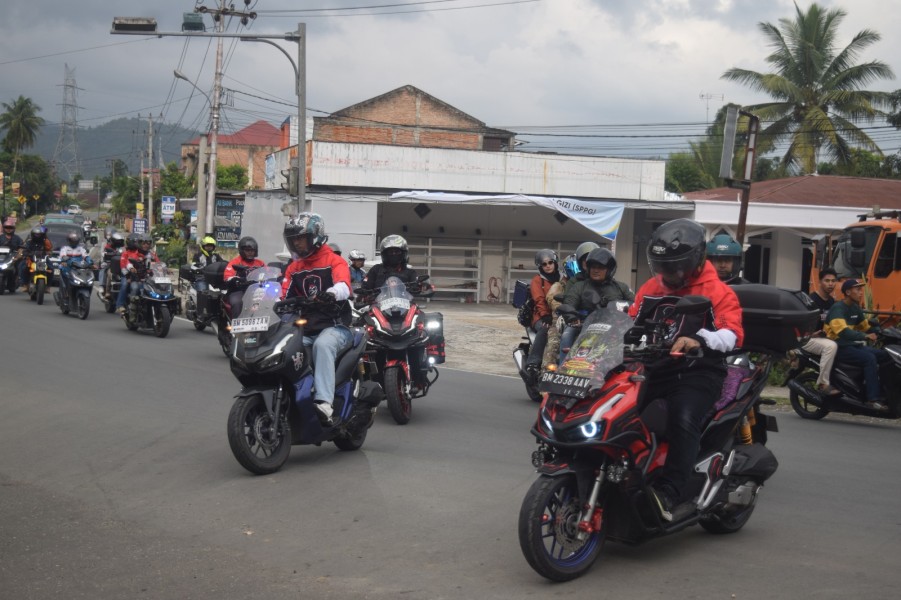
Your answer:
[153,277,172,284]
[539,371,592,398]
[53,269,60,276]
[231,316,270,333]
[379,297,411,312]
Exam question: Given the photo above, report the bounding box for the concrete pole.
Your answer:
[205,5,224,238]
[296,22,306,215]
[196,135,207,240]
[147,113,154,228]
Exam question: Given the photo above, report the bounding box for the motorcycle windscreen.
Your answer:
[375,276,414,314]
[231,266,284,333]
[547,307,634,397]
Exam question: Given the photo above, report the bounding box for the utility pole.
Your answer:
[196,135,207,240]
[205,0,226,238]
[147,113,154,228]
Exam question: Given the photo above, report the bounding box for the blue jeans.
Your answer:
[836,344,890,402]
[117,279,142,309]
[303,326,353,404]
[559,325,582,363]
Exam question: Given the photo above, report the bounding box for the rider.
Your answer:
[20,226,53,291]
[792,267,841,396]
[628,218,744,522]
[523,249,561,379]
[560,247,633,361]
[362,235,421,291]
[1,218,24,288]
[57,231,90,298]
[116,233,159,314]
[99,230,125,289]
[191,235,225,317]
[281,213,353,426]
[348,249,367,285]
[824,279,891,411]
[223,236,266,318]
[706,233,749,285]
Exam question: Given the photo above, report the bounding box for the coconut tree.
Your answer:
[721,3,894,174]
[0,95,45,177]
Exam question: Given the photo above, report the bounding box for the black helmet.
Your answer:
[534,249,558,269]
[125,232,139,250]
[646,218,707,291]
[110,232,125,249]
[66,232,80,247]
[238,236,259,261]
[379,235,409,267]
[585,248,617,281]
[31,226,46,241]
[574,241,600,271]
[284,212,327,258]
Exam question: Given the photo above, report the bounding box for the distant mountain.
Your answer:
[31,117,200,181]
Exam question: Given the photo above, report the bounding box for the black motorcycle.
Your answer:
[97,247,124,314]
[122,262,182,338]
[0,247,19,295]
[54,258,94,319]
[226,267,383,475]
[513,327,542,402]
[785,328,901,420]
[181,262,232,356]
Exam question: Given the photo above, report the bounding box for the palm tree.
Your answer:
[0,95,45,177]
[721,3,894,174]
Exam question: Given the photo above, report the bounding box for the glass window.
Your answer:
[874,233,896,278]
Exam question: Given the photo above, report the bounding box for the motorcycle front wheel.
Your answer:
[518,474,605,582]
[384,365,412,425]
[153,305,172,338]
[35,279,46,305]
[227,393,291,475]
[217,322,232,357]
[789,371,829,420]
[77,292,90,320]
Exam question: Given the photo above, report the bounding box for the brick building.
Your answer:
[181,120,281,190]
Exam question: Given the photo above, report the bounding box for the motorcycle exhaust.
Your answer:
[786,379,825,408]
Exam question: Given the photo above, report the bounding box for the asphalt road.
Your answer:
[1,290,900,599]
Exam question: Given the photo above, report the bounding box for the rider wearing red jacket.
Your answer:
[628,219,744,522]
[223,236,266,317]
[116,233,159,313]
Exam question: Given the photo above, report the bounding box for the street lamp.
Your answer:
[174,69,215,237]
[110,16,306,223]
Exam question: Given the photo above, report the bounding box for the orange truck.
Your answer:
[809,210,901,325]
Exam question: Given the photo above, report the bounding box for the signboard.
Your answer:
[78,180,95,191]
[161,196,176,216]
[214,196,245,248]
[132,218,148,234]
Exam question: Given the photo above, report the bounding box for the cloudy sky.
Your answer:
[2,0,900,170]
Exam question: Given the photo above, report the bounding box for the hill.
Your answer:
[31,117,200,181]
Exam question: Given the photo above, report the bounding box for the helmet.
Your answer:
[379,235,409,267]
[200,235,217,256]
[30,226,46,241]
[585,248,617,280]
[66,232,80,247]
[562,253,580,279]
[706,233,742,281]
[646,218,707,291]
[534,249,558,268]
[104,226,115,239]
[238,236,259,261]
[328,242,342,256]
[110,232,125,249]
[136,233,152,251]
[126,232,139,250]
[284,212,327,259]
[575,241,600,270]
[348,249,365,261]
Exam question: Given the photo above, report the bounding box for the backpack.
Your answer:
[517,296,535,328]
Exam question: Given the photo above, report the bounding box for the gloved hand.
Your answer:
[317,290,337,304]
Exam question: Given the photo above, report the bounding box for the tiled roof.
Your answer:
[185,120,281,147]
[684,175,901,209]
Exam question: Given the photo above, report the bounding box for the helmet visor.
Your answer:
[648,248,702,291]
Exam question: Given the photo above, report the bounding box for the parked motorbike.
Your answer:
[181,262,231,356]
[785,328,901,420]
[27,252,53,305]
[97,247,124,313]
[226,267,382,475]
[354,276,444,425]
[122,262,181,338]
[0,247,19,295]
[54,258,94,319]
[518,296,781,582]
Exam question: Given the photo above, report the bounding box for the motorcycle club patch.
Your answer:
[302,274,323,298]
[292,351,304,371]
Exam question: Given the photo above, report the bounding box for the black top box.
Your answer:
[203,261,228,288]
[731,284,820,353]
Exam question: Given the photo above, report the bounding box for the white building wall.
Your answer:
[770,230,805,290]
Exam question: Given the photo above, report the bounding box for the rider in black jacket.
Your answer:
[361,235,420,291]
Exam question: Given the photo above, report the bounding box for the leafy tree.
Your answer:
[721,3,894,174]
[665,152,713,193]
[889,90,901,129]
[216,164,248,190]
[0,96,45,177]
[159,161,195,198]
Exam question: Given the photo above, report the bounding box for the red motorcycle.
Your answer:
[518,285,814,582]
[355,276,444,424]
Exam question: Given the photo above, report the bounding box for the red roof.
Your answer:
[185,120,281,147]
[683,175,901,209]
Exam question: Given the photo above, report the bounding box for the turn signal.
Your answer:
[294,318,308,327]
[546,363,558,372]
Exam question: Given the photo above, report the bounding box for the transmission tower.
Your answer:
[53,63,81,183]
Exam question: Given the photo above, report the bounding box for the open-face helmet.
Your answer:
[706,233,742,281]
[348,249,365,261]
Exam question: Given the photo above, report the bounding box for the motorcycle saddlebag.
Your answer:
[730,442,779,482]
[512,279,530,309]
[178,264,195,283]
[731,284,820,353]
[202,261,228,289]
[423,312,446,364]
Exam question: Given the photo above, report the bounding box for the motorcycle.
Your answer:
[226,267,383,475]
[97,247,124,314]
[518,294,782,582]
[785,328,901,420]
[181,262,231,356]
[27,252,53,305]
[513,327,542,402]
[354,276,444,425]
[122,262,182,338]
[0,247,19,295]
[54,258,94,319]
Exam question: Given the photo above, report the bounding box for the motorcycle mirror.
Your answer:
[417,274,430,283]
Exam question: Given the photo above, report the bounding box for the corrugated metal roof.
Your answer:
[684,175,901,209]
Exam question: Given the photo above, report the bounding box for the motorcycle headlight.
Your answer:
[426,320,441,330]
[577,393,624,439]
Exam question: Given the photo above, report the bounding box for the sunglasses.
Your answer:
[541,261,555,267]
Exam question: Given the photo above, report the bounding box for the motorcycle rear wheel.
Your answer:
[789,371,829,420]
[699,486,757,534]
[77,292,90,320]
[227,393,291,475]
[153,305,172,338]
[385,366,412,425]
[35,280,46,305]
[518,474,605,582]
[333,419,368,451]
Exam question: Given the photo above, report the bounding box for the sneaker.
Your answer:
[116,306,126,315]
[314,401,334,426]
[866,399,889,411]
[817,384,842,396]
[524,363,540,384]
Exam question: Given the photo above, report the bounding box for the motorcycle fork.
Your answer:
[576,466,607,538]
